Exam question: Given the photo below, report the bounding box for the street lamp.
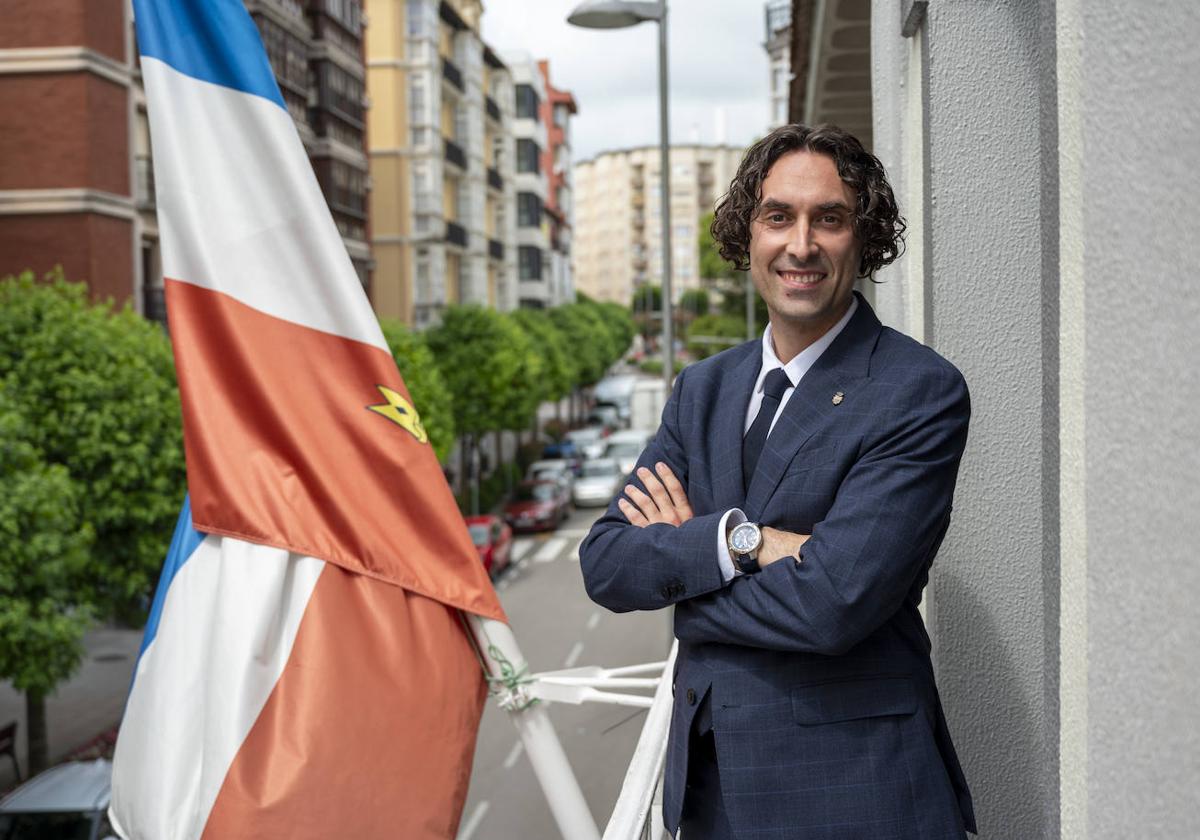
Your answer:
[568,0,674,399]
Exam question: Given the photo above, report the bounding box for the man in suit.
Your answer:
[579,124,976,839]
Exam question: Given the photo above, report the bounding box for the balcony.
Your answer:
[485,95,502,123]
[487,166,503,191]
[488,238,504,260]
[445,220,468,247]
[631,192,645,208]
[632,211,645,228]
[443,137,467,170]
[442,56,464,92]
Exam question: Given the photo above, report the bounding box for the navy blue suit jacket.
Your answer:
[580,295,976,839]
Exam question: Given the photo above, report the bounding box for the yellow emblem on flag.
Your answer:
[368,385,429,445]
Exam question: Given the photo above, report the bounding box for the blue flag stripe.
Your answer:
[136,495,206,669]
[133,0,286,110]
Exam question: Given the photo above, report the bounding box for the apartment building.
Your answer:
[0,0,371,319]
[764,0,791,129]
[367,0,517,327]
[538,59,578,308]
[572,144,744,306]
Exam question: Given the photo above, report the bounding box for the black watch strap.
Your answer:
[734,551,761,575]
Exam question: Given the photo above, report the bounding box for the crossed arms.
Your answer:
[578,362,970,656]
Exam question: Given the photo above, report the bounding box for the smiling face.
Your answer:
[748,150,862,361]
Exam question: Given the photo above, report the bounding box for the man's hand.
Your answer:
[619,462,693,527]
[759,527,811,569]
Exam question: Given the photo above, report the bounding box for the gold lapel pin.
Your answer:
[832,391,845,406]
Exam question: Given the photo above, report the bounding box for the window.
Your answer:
[517,139,540,174]
[517,192,542,227]
[519,246,543,280]
[515,84,539,119]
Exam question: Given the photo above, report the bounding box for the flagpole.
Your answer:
[467,615,601,840]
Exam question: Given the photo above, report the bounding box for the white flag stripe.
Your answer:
[140,58,387,352]
[110,537,325,840]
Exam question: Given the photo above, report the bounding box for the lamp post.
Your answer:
[568,1,673,399]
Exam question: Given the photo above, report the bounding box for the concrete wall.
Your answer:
[870,0,1200,836]
[1077,1,1200,835]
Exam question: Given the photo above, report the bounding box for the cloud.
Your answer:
[480,0,769,160]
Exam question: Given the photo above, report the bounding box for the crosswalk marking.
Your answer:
[533,537,567,563]
[456,800,489,840]
[502,741,524,769]
[510,538,535,563]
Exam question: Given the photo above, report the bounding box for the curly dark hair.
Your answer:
[711,124,905,279]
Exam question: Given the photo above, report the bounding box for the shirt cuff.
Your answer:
[716,508,747,583]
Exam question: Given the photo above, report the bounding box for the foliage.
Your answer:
[510,308,573,408]
[0,269,185,622]
[594,301,637,356]
[638,358,687,376]
[379,321,456,463]
[630,284,662,313]
[548,304,607,387]
[679,288,711,318]
[425,305,534,436]
[685,314,754,361]
[699,211,739,282]
[0,391,95,697]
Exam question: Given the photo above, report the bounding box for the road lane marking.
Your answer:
[502,741,524,769]
[457,800,489,840]
[556,528,591,538]
[511,539,535,562]
[586,613,601,631]
[534,537,567,563]
[565,641,585,668]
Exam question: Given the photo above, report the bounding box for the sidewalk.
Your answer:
[0,626,143,791]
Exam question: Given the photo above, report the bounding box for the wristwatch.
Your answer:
[727,521,763,574]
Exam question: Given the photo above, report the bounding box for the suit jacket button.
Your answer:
[686,688,696,705]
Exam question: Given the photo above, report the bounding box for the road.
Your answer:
[458,505,673,840]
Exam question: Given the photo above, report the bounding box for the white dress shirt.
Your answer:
[716,296,859,580]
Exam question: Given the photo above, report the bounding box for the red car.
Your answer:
[465,514,513,577]
[504,480,570,533]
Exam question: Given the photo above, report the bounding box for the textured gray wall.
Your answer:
[872,2,1060,836]
[1080,2,1200,836]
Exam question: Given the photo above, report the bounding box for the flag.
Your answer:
[110,2,505,838]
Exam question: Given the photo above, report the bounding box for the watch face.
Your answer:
[730,523,760,553]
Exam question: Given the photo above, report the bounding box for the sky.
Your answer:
[479,0,771,162]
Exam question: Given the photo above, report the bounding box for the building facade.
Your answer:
[572,144,744,306]
[367,0,517,326]
[764,0,791,129]
[0,0,372,318]
[538,59,578,308]
[502,51,552,309]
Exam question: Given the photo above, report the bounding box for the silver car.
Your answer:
[0,759,116,840]
[572,457,623,507]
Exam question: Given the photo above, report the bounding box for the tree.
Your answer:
[697,210,769,333]
[0,391,95,774]
[510,308,573,429]
[698,211,738,283]
[0,270,185,623]
[685,313,752,361]
[549,304,606,388]
[378,321,456,463]
[425,306,530,512]
[679,288,711,318]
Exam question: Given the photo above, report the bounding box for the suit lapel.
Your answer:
[743,294,883,517]
[710,345,762,511]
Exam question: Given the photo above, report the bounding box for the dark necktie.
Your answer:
[742,368,793,492]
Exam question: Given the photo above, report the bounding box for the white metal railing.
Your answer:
[466,616,675,840]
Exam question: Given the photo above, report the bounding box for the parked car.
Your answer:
[539,441,581,474]
[564,426,609,461]
[504,480,571,532]
[526,458,576,495]
[0,759,116,840]
[465,514,513,577]
[593,375,638,424]
[602,429,655,476]
[586,403,621,432]
[572,457,623,508]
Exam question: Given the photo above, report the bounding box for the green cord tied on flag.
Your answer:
[484,643,539,712]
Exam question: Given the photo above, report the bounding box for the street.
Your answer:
[458,505,672,840]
